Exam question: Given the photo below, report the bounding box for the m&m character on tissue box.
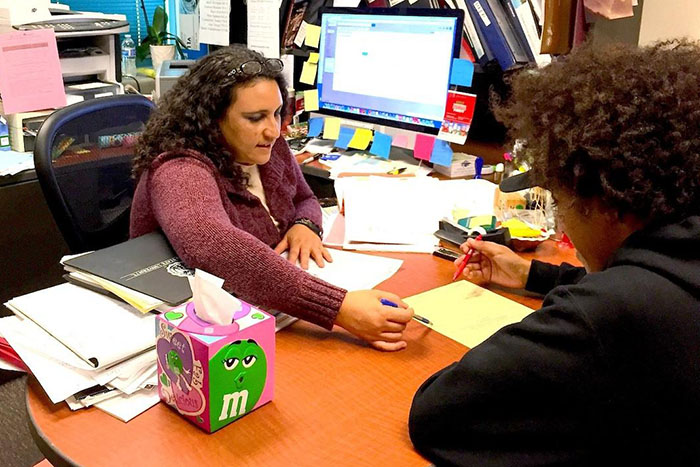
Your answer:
[156,296,275,432]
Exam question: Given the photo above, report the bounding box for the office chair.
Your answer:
[34,94,155,253]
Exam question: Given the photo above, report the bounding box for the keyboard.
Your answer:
[15,18,130,33]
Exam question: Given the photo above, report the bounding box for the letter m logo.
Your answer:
[219,390,249,421]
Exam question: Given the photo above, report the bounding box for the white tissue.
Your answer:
[187,269,239,326]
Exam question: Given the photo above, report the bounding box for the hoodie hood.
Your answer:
[610,215,700,294]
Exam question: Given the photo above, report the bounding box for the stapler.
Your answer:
[434,220,511,248]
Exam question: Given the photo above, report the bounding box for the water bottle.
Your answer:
[121,34,137,77]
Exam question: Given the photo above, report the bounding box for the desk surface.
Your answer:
[27,242,579,467]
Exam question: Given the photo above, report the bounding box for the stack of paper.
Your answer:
[2,284,160,422]
[332,177,498,252]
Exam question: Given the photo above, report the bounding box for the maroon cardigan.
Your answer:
[130,137,346,329]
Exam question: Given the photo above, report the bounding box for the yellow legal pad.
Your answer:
[404,281,534,349]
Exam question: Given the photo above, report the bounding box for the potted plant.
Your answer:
[136,2,186,70]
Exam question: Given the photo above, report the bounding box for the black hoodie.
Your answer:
[409,216,700,466]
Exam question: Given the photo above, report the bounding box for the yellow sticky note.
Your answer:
[305,24,321,48]
[308,52,319,64]
[299,61,318,85]
[323,117,341,140]
[404,281,533,349]
[348,128,373,150]
[303,89,319,112]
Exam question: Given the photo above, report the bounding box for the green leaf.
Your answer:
[136,41,151,61]
[152,6,167,35]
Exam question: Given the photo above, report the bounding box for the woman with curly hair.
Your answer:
[409,40,700,464]
[130,45,413,351]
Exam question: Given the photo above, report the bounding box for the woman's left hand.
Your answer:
[274,224,333,269]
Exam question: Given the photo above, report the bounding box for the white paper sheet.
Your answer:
[95,386,160,422]
[247,0,280,58]
[198,0,231,46]
[7,283,156,368]
[284,249,403,291]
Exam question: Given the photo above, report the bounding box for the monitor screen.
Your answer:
[317,8,463,135]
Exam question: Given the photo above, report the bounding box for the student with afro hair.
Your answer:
[409,39,700,465]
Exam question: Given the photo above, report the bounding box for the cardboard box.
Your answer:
[156,299,275,433]
[433,152,495,178]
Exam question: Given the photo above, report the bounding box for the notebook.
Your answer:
[63,232,192,305]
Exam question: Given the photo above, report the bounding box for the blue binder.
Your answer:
[465,0,528,71]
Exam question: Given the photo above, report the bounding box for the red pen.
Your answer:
[452,234,483,281]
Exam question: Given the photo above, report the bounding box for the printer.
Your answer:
[155,60,196,101]
[0,1,129,83]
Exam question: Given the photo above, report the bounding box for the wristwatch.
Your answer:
[293,218,323,238]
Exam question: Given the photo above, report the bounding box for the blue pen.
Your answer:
[380,298,432,326]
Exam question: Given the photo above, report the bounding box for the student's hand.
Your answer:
[274,224,333,270]
[457,238,531,289]
[335,290,414,351]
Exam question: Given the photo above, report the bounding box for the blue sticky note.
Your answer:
[430,139,454,167]
[368,131,392,159]
[450,58,474,87]
[335,126,355,149]
[307,117,323,138]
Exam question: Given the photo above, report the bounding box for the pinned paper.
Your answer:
[430,139,454,167]
[323,117,341,140]
[413,134,436,161]
[303,89,319,111]
[348,128,373,150]
[305,24,321,48]
[335,127,355,149]
[450,58,474,87]
[293,21,308,47]
[438,91,476,145]
[0,30,66,114]
[369,131,392,159]
[308,52,319,64]
[187,269,237,326]
[300,61,318,85]
[308,117,324,137]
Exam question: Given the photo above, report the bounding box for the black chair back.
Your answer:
[33,95,155,253]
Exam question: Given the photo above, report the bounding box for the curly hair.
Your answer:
[494,39,700,224]
[132,44,289,184]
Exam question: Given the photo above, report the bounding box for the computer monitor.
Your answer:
[316,8,464,136]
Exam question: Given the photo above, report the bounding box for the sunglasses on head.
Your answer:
[227,58,284,78]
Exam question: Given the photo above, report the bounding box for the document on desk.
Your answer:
[404,281,534,349]
[0,29,66,114]
[284,249,403,291]
[95,386,160,423]
[6,283,156,369]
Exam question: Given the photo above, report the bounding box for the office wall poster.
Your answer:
[199,0,231,46]
[177,0,200,50]
[437,90,477,145]
[247,0,280,59]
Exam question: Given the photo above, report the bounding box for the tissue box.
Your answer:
[156,299,275,432]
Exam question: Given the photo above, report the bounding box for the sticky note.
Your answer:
[307,117,323,137]
[450,58,474,87]
[413,134,436,161]
[335,126,355,149]
[300,61,318,85]
[308,52,319,64]
[303,89,318,112]
[305,24,321,48]
[348,128,373,150]
[393,133,411,149]
[323,117,341,140]
[430,139,454,167]
[369,131,392,159]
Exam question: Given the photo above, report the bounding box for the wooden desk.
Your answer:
[26,242,579,467]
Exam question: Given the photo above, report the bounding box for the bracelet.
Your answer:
[293,218,323,238]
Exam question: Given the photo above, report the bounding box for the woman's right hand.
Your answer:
[334,290,414,352]
[457,238,531,289]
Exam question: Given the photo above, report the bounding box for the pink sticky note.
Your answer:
[393,133,410,149]
[413,134,436,161]
[0,29,66,114]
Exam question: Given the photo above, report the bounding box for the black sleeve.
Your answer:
[408,286,608,467]
[524,260,587,295]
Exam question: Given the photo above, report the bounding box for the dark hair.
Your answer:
[494,39,700,224]
[132,44,289,183]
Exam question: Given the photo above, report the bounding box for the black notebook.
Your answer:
[64,232,193,305]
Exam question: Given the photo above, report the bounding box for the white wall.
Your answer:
[639,0,700,45]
